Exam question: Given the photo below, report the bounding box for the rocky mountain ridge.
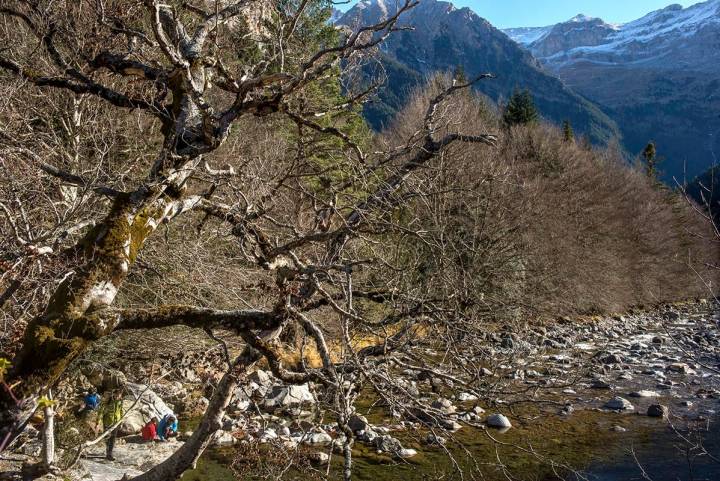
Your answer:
[335,0,620,144]
[504,1,720,181]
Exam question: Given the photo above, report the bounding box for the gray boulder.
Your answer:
[264,383,315,409]
[119,383,174,435]
[604,396,634,411]
[348,414,369,432]
[486,413,512,429]
[306,432,333,445]
[374,435,403,453]
[357,429,378,443]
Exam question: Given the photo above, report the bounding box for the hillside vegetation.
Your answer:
[384,79,717,320]
[112,78,718,328]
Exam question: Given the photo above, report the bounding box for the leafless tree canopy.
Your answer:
[0,0,499,472]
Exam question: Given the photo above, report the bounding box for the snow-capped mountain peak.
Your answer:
[569,14,597,23]
[504,0,720,72]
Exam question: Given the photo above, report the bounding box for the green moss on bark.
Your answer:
[12,193,170,397]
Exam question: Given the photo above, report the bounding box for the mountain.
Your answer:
[504,14,611,50]
[329,7,344,24]
[336,0,620,144]
[504,1,720,181]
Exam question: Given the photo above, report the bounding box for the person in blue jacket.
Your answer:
[157,414,178,441]
[78,387,100,415]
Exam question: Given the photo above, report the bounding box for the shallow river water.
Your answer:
[179,307,720,480]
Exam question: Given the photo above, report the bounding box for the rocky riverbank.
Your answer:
[2,300,718,480]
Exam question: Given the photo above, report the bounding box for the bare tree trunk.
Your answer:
[40,392,55,472]
[343,436,353,481]
[128,349,259,481]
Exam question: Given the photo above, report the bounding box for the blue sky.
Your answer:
[340,0,705,28]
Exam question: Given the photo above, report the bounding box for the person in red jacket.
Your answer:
[141,417,159,442]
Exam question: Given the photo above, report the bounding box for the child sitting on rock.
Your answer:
[141,417,159,442]
[157,414,178,441]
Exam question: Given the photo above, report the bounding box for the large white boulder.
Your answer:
[486,413,512,429]
[264,383,315,409]
[118,383,174,435]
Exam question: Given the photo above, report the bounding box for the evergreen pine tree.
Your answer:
[273,1,371,200]
[642,141,659,180]
[562,120,574,142]
[503,89,539,126]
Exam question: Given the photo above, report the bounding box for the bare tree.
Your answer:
[0,1,498,477]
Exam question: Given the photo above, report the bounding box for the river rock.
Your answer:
[357,429,378,443]
[306,432,333,445]
[214,430,237,446]
[348,414,369,432]
[431,398,456,415]
[264,384,315,409]
[604,396,634,411]
[398,448,418,458]
[439,419,462,431]
[629,390,660,398]
[426,433,447,445]
[486,413,512,429]
[374,435,403,453]
[259,428,278,442]
[249,369,273,386]
[667,363,692,374]
[590,379,612,389]
[457,392,479,402]
[309,452,330,465]
[647,404,669,418]
[600,354,623,364]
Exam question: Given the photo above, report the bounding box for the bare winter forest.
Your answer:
[1,1,719,480]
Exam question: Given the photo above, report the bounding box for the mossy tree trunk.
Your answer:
[0,173,204,446]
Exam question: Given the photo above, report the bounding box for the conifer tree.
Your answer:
[642,141,659,180]
[503,89,539,126]
[562,120,574,142]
